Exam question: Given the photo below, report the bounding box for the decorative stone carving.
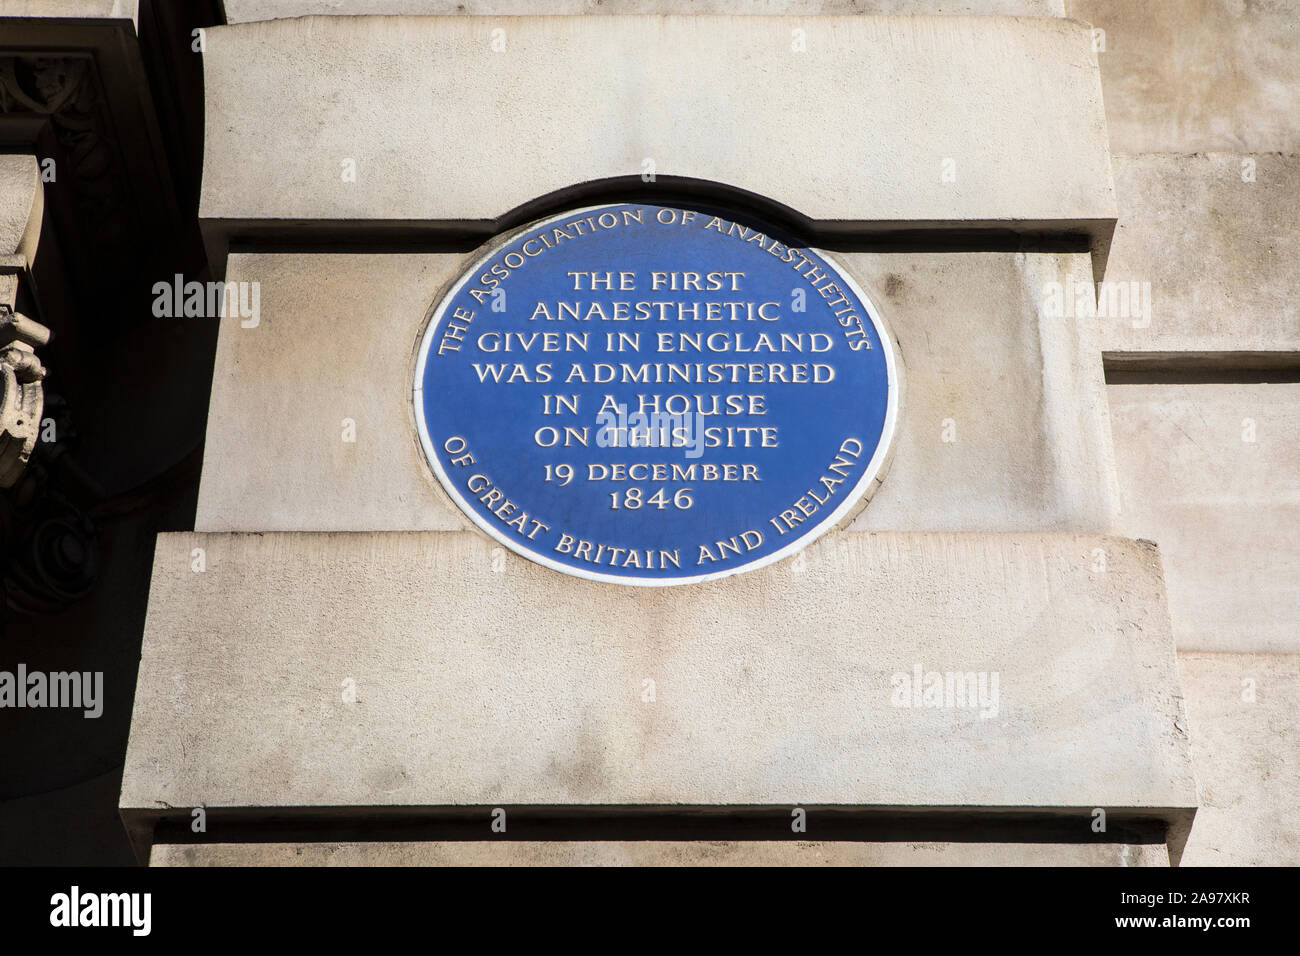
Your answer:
[0,306,49,489]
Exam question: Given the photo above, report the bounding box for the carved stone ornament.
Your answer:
[0,306,49,489]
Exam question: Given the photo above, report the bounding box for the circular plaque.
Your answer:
[414,203,900,585]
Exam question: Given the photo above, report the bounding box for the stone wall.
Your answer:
[5,0,1290,867]
[1066,0,1300,865]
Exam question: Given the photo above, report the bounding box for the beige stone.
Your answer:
[1068,0,1300,153]
[1108,383,1300,653]
[223,0,1067,21]
[1099,154,1300,357]
[0,0,135,20]
[195,251,1121,534]
[1178,652,1300,866]
[0,155,41,267]
[150,840,1169,866]
[120,530,1196,854]
[849,251,1120,532]
[199,15,1115,230]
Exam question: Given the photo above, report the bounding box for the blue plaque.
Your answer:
[414,203,900,585]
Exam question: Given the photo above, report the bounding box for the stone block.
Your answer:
[199,15,1115,231]
[1068,0,1300,153]
[0,0,135,21]
[223,0,1067,21]
[150,839,1170,866]
[1178,651,1300,866]
[1108,383,1300,652]
[194,251,1122,534]
[0,155,41,267]
[1099,154,1300,357]
[120,530,1196,853]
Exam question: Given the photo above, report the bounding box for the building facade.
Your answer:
[0,0,1296,867]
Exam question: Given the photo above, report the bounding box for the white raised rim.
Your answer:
[412,202,901,587]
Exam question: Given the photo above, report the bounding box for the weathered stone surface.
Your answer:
[1098,154,1300,356]
[150,839,1168,867]
[1108,383,1300,653]
[1178,652,1300,866]
[194,251,1121,534]
[849,251,1120,532]
[120,531,1195,833]
[1068,0,1300,153]
[0,155,41,266]
[199,15,1115,229]
[195,254,456,533]
[224,0,1066,22]
[0,0,135,20]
